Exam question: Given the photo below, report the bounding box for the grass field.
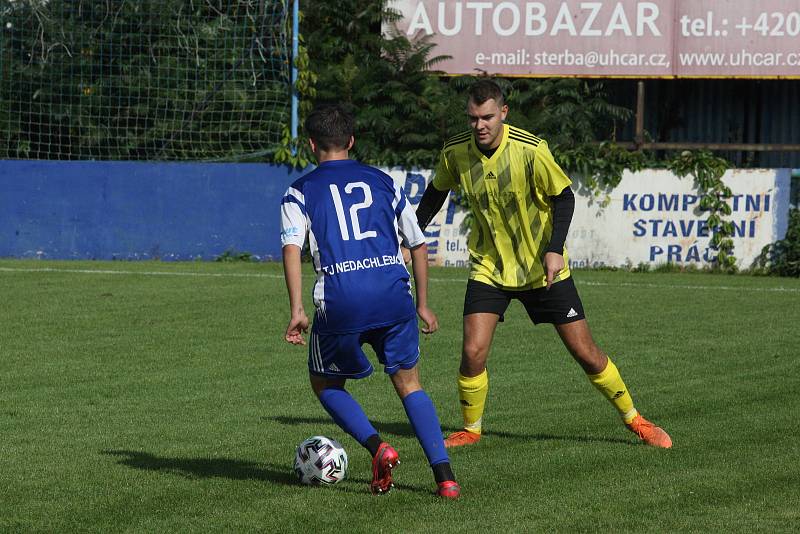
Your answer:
[1,259,799,532]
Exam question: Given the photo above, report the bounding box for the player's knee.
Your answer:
[396,383,422,399]
[462,342,488,363]
[390,366,422,398]
[460,349,487,377]
[574,346,607,374]
[309,374,345,397]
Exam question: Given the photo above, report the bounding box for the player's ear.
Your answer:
[500,104,509,122]
[308,138,317,153]
[346,136,354,150]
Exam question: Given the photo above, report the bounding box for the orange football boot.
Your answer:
[444,430,481,448]
[626,415,672,448]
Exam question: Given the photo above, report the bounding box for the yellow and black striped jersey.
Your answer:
[432,124,572,289]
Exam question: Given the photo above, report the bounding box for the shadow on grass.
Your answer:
[102,450,297,485]
[101,450,430,495]
[265,415,418,438]
[264,416,633,446]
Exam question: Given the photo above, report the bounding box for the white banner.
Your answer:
[387,168,791,269]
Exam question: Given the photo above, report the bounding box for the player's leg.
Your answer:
[310,374,385,458]
[446,280,508,447]
[389,366,459,498]
[375,318,459,498]
[554,320,671,448]
[444,312,498,447]
[540,279,671,448]
[308,326,395,489]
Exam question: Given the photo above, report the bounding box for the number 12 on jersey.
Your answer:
[329,182,377,241]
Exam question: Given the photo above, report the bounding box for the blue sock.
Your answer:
[402,390,449,466]
[318,387,377,446]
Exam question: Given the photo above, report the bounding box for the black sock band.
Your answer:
[432,462,455,483]
[364,434,382,457]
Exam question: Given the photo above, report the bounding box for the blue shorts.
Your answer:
[308,316,420,379]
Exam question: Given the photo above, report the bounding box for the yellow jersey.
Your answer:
[432,124,572,289]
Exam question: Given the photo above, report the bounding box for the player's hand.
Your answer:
[543,252,565,290]
[285,310,309,345]
[417,305,439,334]
[400,246,411,265]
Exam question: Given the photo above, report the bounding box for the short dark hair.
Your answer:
[304,104,354,151]
[468,79,504,107]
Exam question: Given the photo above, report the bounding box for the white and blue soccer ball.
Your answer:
[293,435,348,486]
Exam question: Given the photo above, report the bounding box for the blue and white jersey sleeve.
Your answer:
[280,185,307,248]
[394,181,426,249]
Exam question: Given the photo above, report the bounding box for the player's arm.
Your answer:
[280,188,309,344]
[400,149,456,263]
[532,141,575,289]
[399,185,449,264]
[409,242,438,334]
[415,185,450,232]
[282,244,309,345]
[394,180,439,333]
[543,185,575,289]
[416,145,458,232]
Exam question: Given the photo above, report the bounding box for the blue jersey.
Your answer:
[280,160,426,334]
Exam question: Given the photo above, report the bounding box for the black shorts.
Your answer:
[463,277,586,325]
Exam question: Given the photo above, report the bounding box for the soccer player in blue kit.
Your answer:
[280,104,460,499]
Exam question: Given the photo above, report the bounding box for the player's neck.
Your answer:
[316,150,350,163]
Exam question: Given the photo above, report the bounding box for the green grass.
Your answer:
[1,259,799,532]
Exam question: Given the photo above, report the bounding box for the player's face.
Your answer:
[467,98,508,150]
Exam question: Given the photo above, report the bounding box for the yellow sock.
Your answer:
[588,358,639,424]
[458,370,488,434]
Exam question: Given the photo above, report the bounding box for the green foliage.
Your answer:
[556,141,650,205]
[667,151,735,271]
[300,4,652,188]
[273,25,316,169]
[650,262,704,274]
[1,0,291,161]
[297,1,739,274]
[300,1,462,169]
[755,208,800,277]
[214,249,254,262]
[504,78,633,147]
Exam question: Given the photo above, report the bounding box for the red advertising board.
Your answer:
[389,1,800,78]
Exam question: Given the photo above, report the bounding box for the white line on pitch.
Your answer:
[0,266,798,293]
[0,266,283,279]
[579,280,800,293]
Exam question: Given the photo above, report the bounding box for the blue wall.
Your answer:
[0,161,308,260]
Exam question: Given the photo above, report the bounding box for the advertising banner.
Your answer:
[387,167,792,269]
[389,1,800,78]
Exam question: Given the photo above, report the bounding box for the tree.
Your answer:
[1,0,290,161]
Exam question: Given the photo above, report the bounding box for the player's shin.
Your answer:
[401,390,450,469]
[318,386,381,448]
[587,358,638,423]
[458,369,488,433]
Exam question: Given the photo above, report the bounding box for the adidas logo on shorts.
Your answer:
[566,308,578,318]
[329,363,341,372]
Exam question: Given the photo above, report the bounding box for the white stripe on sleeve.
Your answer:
[280,197,307,248]
[397,198,425,248]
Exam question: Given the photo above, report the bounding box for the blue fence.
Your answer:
[0,161,307,260]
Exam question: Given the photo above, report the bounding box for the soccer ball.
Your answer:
[293,435,348,485]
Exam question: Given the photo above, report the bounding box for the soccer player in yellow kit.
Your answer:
[415,79,672,449]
